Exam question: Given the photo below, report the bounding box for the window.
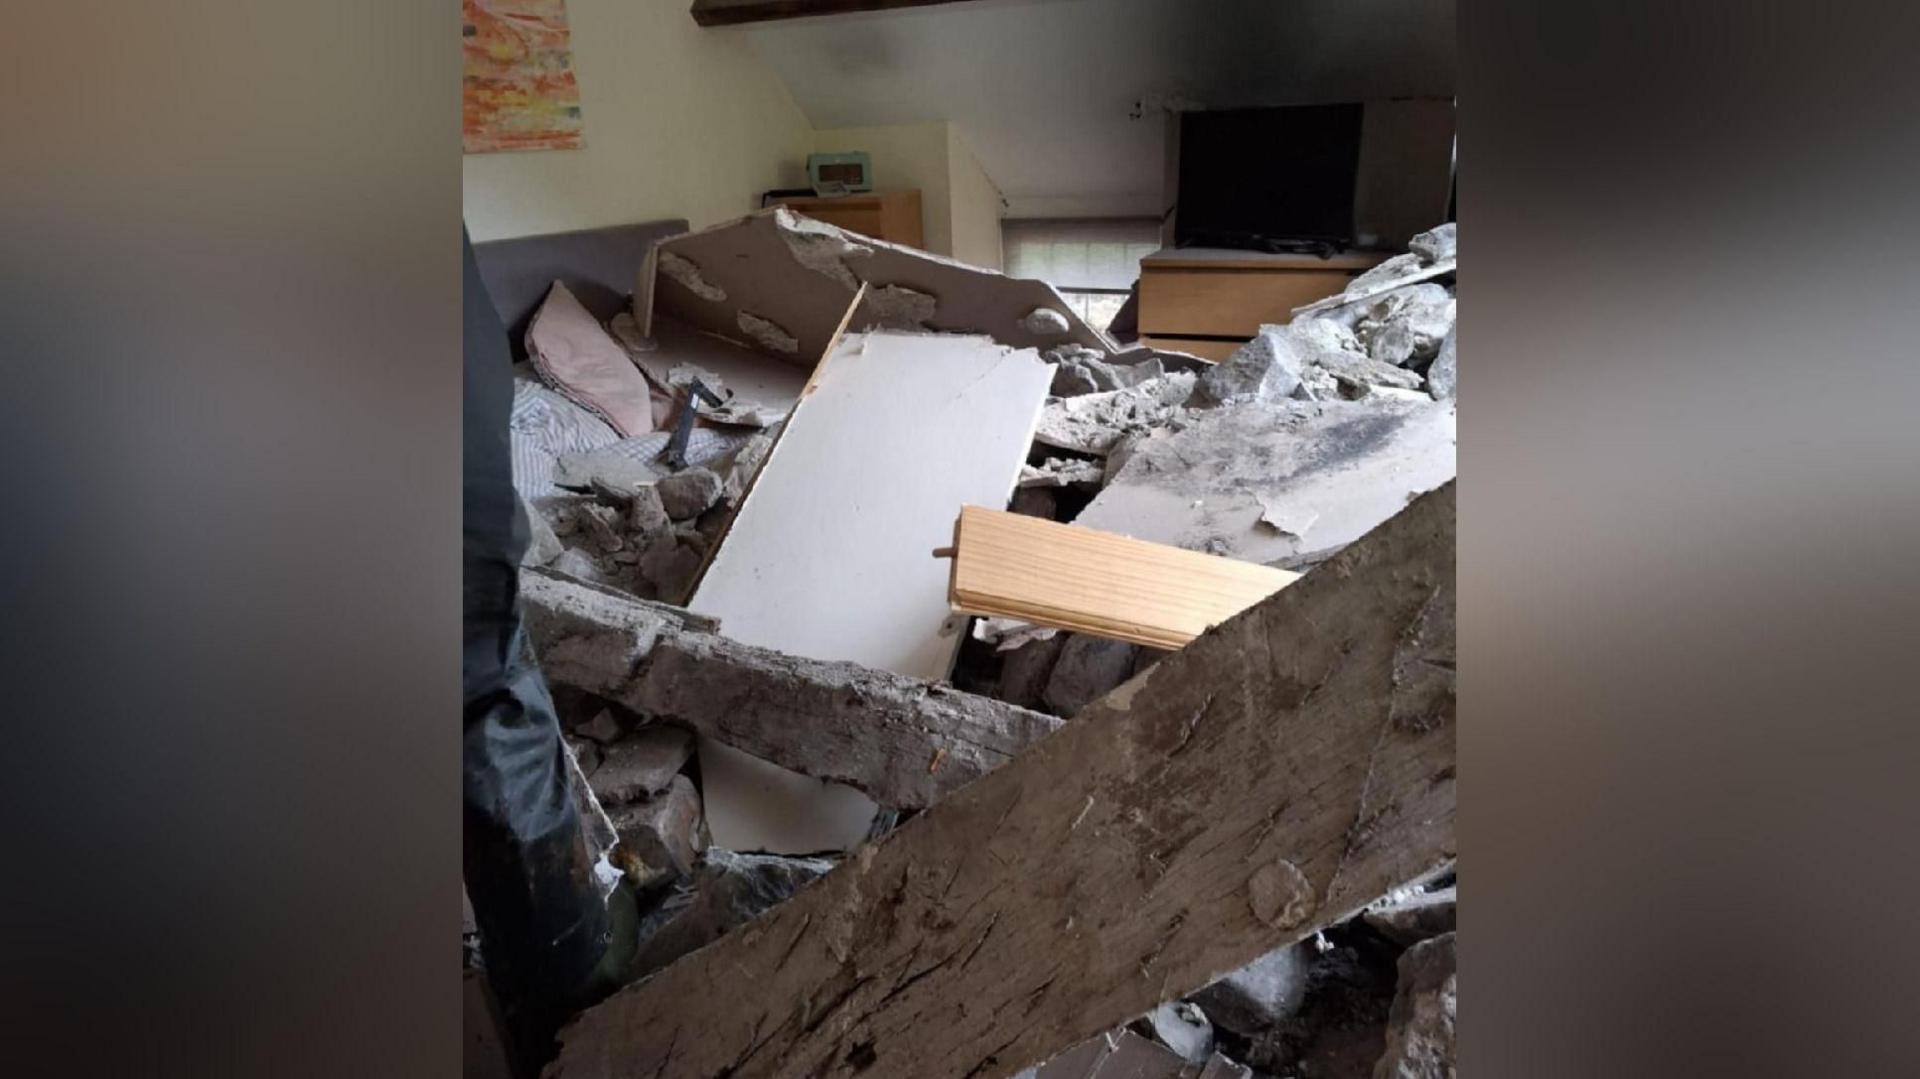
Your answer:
[1002,218,1163,333]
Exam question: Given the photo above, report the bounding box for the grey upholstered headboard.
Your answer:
[471,218,689,360]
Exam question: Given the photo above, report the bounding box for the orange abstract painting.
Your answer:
[462,0,585,153]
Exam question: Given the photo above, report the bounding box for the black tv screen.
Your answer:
[1175,103,1364,250]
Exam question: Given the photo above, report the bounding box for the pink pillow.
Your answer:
[525,282,655,438]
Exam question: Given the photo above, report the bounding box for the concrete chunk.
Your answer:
[1190,941,1309,1036]
[654,467,722,520]
[1372,932,1456,1079]
[608,775,707,890]
[588,725,695,806]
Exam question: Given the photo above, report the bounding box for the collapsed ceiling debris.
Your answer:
[479,211,1458,1078]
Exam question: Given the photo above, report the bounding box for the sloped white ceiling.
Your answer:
[740,0,1455,217]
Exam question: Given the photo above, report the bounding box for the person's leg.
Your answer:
[461,228,607,1073]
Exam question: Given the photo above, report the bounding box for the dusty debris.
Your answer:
[1372,933,1456,1079]
[562,737,622,900]
[575,503,626,554]
[657,250,726,302]
[1356,283,1455,368]
[1192,942,1310,1037]
[1033,371,1196,455]
[1009,486,1059,519]
[587,725,694,806]
[607,775,707,891]
[1426,327,1456,401]
[1195,326,1308,406]
[652,467,721,521]
[994,634,1068,711]
[865,283,938,329]
[735,310,799,355]
[627,847,837,980]
[1408,222,1456,265]
[625,483,671,538]
[1149,1001,1216,1063]
[716,430,774,507]
[1018,455,1106,489]
[546,547,602,583]
[1042,632,1138,715]
[1364,887,1456,948]
[521,495,563,567]
[573,708,625,745]
[636,535,702,602]
[552,447,663,492]
[1050,345,1171,397]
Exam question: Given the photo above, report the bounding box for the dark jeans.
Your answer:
[462,228,606,1072]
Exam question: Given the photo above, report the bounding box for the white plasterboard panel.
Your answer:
[689,330,1053,853]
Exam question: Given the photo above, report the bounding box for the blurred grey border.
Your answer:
[1,0,1918,1074]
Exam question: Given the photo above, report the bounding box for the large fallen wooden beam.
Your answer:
[944,506,1301,649]
[520,569,1062,810]
[546,483,1456,1079]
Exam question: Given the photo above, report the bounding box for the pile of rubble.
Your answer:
[475,209,1456,1079]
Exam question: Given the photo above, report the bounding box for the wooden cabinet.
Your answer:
[772,190,924,250]
[1137,247,1387,357]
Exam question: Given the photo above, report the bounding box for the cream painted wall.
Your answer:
[463,0,813,241]
[946,126,1005,271]
[811,122,953,256]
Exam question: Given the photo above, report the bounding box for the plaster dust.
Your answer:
[688,331,1053,854]
[734,310,800,354]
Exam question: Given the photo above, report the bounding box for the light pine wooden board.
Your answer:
[689,332,1053,853]
[948,506,1301,650]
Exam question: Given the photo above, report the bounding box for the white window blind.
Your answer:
[1002,218,1161,330]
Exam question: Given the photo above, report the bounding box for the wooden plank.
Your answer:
[1138,265,1360,338]
[547,484,1457,1079]
[688,331,1053,853]
[691,0,990,27]
[1138,335,1246,363]
[946,506,1300,650]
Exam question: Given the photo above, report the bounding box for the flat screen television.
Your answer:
[1174,103,1365,252]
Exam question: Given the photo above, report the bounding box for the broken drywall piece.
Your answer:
[688,331,1054,853]
[657,250,725,302]
[1073,397,1456,567]
[735,310,799,355]
[1033,372,1196,455]
[525,281,656,438]
[645,208,1114,367]
[1256,497,1320,540]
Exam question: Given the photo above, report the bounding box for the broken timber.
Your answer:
[945,506,1301,649]
[545,483,1457,1079]
[520,568,1062,809]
